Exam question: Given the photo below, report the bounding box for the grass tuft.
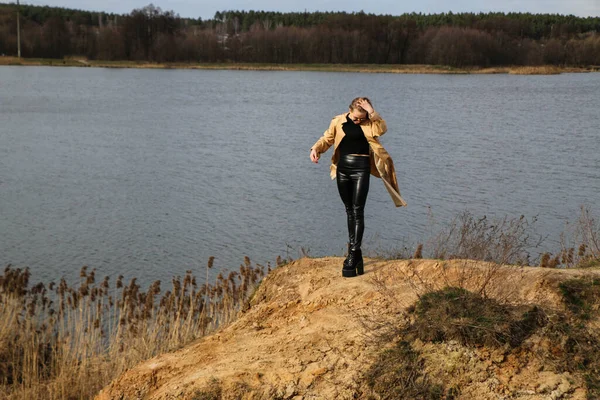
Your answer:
[559,277,600,319]
[191,378,222,400]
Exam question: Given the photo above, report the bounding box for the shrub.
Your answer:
[429,212,541,265]
[408,287,546,347]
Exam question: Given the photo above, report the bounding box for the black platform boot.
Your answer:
[343,242,351,269]
[354,248,364,275]
[342,248,358,278]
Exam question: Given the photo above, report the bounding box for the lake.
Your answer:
[1,66,599,286]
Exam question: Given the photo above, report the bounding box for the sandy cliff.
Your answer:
[96,257,599,400]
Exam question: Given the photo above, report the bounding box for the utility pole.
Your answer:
[16,0,21,58]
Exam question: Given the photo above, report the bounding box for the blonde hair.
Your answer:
[349,97,372,113]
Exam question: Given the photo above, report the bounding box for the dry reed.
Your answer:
[0,257,266,399]
[543,206,600,268]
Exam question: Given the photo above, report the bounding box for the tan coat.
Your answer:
[311,111,407,207]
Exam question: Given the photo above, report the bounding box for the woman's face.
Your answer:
[348,109,368,125]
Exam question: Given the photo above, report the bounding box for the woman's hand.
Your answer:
[310,149,319,163]
[357,99,374,114]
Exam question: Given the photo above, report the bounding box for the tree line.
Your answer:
[0,3,599,66]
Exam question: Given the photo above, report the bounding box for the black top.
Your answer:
[338,114,370,156]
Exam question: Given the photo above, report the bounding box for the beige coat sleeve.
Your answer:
[311,118,337,155]
[369,111,387,138]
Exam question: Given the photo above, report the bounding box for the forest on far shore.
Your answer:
[0,3,599,67]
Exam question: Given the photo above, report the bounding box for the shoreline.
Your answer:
[1,57,599,75]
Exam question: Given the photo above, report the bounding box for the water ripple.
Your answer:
[1,67,599,285]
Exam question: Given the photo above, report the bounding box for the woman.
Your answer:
[310,97,406,278]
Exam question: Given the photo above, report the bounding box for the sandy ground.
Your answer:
[95,257,598,400]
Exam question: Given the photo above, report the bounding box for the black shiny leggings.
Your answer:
[336,154,371,250]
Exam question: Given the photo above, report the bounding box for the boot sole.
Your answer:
[342,268,358,278]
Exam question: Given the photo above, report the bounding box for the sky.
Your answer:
[15,0,600,20]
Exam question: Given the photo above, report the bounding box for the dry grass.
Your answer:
[471,65,591,74]
[370,211,544,268]
[428,212,542,266]
[191,378,223,400]
[541,206,600,269]
[1,56,597,75]
[408,287,546,347]
[363,340,446,400]
[508,65,563,75]
[382,206,599,271]
[559,276,600,319]
[0,257,268,399]
[0,56,84,67]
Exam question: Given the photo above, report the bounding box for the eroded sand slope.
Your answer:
[96,258,598,400]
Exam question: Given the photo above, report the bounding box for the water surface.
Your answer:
[1,67,599,285]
